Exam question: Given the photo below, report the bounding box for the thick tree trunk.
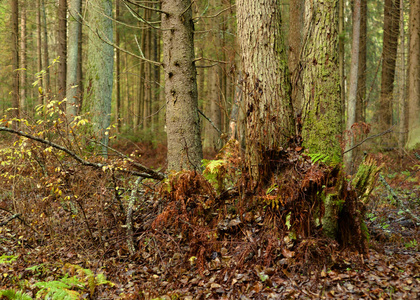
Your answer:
[288,0,304,109]
[66,0,81,121]
[10,0,19,125]
[85,0,114,157]
[406,0,420,149]
[237,0,295,184]
[357,0,367,124]
[57,0,67,100]
[302,0,342,164]
[162,0,203,171]
[379,0,400,144]
[397,0,407,148]
[302,0,342,238]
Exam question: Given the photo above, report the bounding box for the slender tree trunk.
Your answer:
[20,3,27,115]
[66,0,81,121]
[57,0,67,100]
[36,0,44,105]
[345,0,361,173]
[406,0,420,149]
[10,0,19,125]
[162,0,203,171]
[339,0,345,127]
[357,0,367,124]
[115,0,122,132]
[237,0,295,184]
[76,0,83,113]
[379,0,400,144]
[41,0,51,98]
[85,0,114,157]
[397,0,407,148]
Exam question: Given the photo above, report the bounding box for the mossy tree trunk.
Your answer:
[237,0,295,185]
[301,0,342,238]
[162,0,203,171]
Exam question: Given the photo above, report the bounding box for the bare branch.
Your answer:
[0,126,164,180]
[123,0,169,15]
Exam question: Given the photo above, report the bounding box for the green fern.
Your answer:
[308,152,329,164]
[34,275,83,300]
[0,290,33,300]
[0,254,19,264]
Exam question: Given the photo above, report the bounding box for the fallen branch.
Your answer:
[0,213,21,226]
[0,126,165,180]
[344,127,394,154]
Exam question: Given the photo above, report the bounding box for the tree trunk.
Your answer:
[36,0,44,106]
[397,0,407,148]
[10,0,19,125]
[66,0,81,121]
[379,0,400,144]
[237,0,295,185]
[357,0,367,124]
[20,2,27,115]
[76,0,83,113]
[85,0,114,157]
[302,0,342,164]
[115,0,122,132]
[288,0,304,109]
[345,0,361,173]
[302,0,342,238]
[406,0,420,149]
[162,0,203,171]
[41,0,51,98]
[57,0,67,100]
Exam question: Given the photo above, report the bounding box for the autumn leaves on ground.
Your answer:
[0,124,419,299]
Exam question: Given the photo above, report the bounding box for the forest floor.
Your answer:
[0,141,419,299]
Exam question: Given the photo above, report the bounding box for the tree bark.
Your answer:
[85,0,114,157]
[406,0,420,149]
[41,0,51,98]
[162,0,203,171]
[237,0,295,184]
[57,0,67,100]
[345,0,361,173]
[115,0,122,132]
[379,0,401,144]
[66,0,81,121]
[10,0,19,125]
[302,0,342,164]
[20,2,27,115]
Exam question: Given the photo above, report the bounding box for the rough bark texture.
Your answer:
[162,0,203,171]
[302,0,342,164]
[66,0,81,121]
[237,0,295,184]
[86,0,114,157]
[57,0,67,99]
[288,0,304,109]
[302,0,342,238]
[356,0,367,124]
[379,0,400,139]
[10,0,19,123]
[406,0,420,149]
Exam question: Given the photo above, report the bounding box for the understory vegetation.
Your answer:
[0,110,419,299]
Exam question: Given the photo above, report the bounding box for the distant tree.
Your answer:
[66,0,81,121]
[20,2,27,114]
[57,0,67,100]
[162,0,203,171]
[85,0,114,157]
[406,0,420,149]
[10,0,19,125]
[378,0,400,143]
[41,0,51,97]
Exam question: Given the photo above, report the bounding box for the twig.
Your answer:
[123,0,169,15]
[0,213,21,226]
[0,127,163,180]
[343,127,394,154]
[198,109,223,135]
